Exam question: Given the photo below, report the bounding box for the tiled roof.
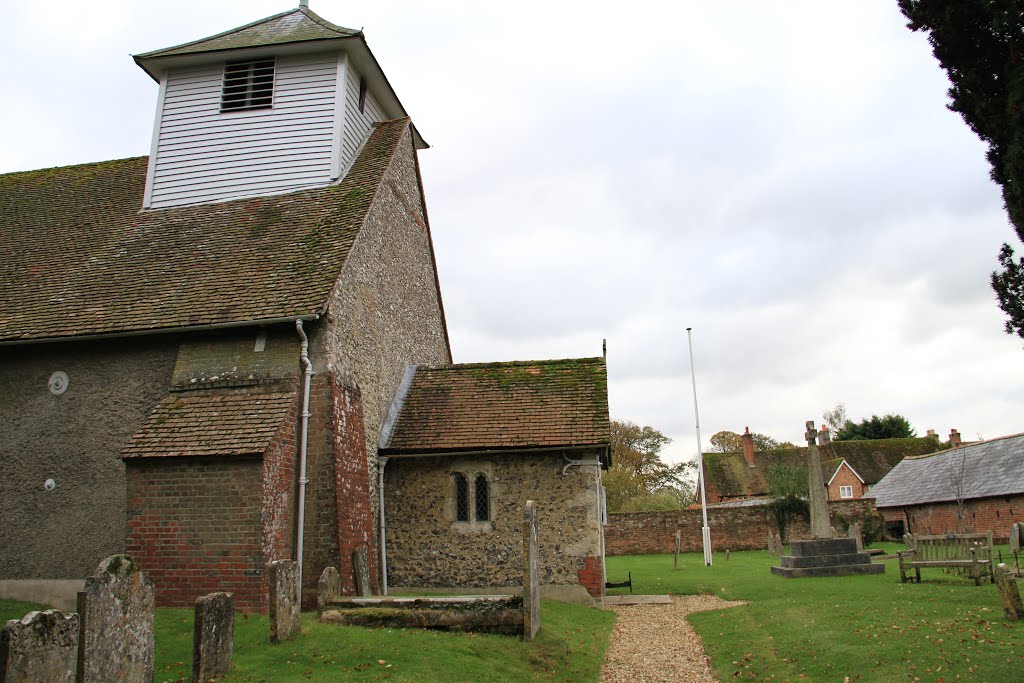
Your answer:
[122,391,296,458]
[868,433,1024,507]
[381,358,610,454]
[703,437,944,498]
[134,7,359,60]
[0,118,410,343]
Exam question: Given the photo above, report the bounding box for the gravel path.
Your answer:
[601,595,747,683]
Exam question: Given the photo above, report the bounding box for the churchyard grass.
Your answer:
[2,597,612,682]
[606,544,1022,682]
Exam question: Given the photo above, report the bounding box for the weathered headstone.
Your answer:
[848,522,864,552]
[774,532,783,556]
[674,530,682,571]
[352,547,372,597]
[995,563,1023,621]
[1010,523,1021,554]
[523,500,540,641]
[1,610,79,683]
[804,421,831,539]
[767,531,776,556]
[268,560,301,643]
[76,554,154,683]
[317,567,341,615]
[192,592,233,683]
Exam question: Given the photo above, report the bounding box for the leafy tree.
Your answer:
[764,461,809,542]
[707,430,793,453]
[835,414,916,441]
[822,402,848,439]
[898,1,1024,340]
[604,420,693,512]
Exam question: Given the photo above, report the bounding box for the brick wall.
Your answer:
[878,494,1023,542]
[261,397,298,582]
[331,378,377,595]
[605,500,875,555]
[126,457,265,610]
[827,464,866,501]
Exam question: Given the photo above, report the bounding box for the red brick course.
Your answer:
[605,500,875,555]
[577,555,604,597]
[878,494,1023,542]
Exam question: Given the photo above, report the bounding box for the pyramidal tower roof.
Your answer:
[135,5,360,61]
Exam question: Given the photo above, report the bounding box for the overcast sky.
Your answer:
[3,1,1022,462]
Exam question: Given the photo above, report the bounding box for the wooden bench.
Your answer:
[898,531,995,585]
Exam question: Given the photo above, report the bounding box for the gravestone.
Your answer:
[192,592,233,683]
[774,532,783,556]
[767,531,776,556]
[268,560,301,643]
[1011,523,1021,554]
[1,610,79,683]
[523,500,540,641]
[804,421,831,539]
[674,530,682,571]
[76,554,154,683]
[317,567,341,615]
[848,523,863,552]
[352,547,372,597]
[995,564,1024,621]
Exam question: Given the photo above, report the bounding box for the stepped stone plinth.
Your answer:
[771,537,884,578]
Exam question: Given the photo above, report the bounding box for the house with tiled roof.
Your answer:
[0,3,610,611]
[700,428,944,504]
[867,433,1024,541]
[379,358,611,600]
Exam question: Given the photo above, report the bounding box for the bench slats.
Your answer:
[899,531,995,586]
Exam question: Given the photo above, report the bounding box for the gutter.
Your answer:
[295,320,315,591]
[0,313,321,347]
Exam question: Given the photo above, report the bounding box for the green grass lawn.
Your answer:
[606,545,1022,683]
[1,598,613,683]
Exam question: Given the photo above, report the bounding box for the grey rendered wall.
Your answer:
[311,123,450,540]
[0,338,177,579]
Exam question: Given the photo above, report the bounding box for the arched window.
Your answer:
[474,474,490,522]
[453,473,469,522]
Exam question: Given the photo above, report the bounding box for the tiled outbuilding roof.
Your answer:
[380,358,610,455]
[868,433,1024,507]
[703,437,944,499]
[122,391,296,458]
[0,118,410,343]
[134,7,359,60]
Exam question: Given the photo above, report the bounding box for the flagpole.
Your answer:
[687,327,712,566]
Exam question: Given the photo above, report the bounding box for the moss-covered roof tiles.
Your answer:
[381,358,611,454]
[134,7,359,60]
[702,437,944,498]
[122,390,296,458]
[0,118,411,342]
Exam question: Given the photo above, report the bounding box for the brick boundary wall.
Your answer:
[878,494,1023,542]
[605,500,875,556]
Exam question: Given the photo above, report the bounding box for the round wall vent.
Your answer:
[48,371,69,395]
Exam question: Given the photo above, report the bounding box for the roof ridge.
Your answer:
[420,357,605,372]
[300,6,362,37]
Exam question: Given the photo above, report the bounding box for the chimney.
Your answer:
[819,424,831,445]
[949,428,961,447]
[927,429,936,438]
[741,427,756,467]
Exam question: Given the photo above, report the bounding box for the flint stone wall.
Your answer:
[76,555,154,683]
[1,610,79,683]
[385,452,602,591]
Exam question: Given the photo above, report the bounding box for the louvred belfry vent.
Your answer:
[221,58,275,111]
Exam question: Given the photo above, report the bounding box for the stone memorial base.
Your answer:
[771,538,884,578]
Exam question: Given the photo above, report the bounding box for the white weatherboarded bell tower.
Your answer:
[134,3,426,210]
